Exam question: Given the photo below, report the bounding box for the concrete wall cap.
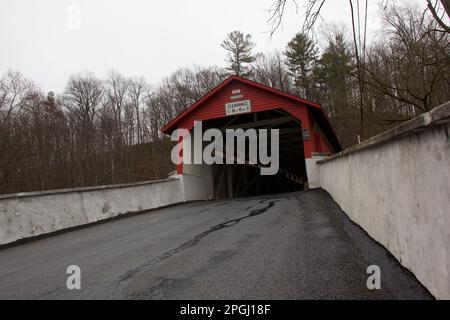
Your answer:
[0,178,179,200]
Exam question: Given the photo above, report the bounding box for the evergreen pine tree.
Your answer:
[221,31,256,77]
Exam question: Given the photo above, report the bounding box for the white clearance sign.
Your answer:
[225,100,251,116]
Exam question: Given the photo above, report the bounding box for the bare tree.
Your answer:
[0,70,35,127]
[64,72,103,186]
[0,71,38,192]
[268,0,450,34]
[268,0,325,35]
[366,4,450,114]
[105,71,130,144]
[252,51,293,92]
[128,77,148,145]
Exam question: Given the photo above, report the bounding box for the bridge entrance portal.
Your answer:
[162,76,341,200]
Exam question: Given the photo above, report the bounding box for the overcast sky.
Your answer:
[0,0,425,93]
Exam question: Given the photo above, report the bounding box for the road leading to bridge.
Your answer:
[0,190,432,299]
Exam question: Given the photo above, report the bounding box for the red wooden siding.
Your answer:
[173,80,316,158]
[309,113,334,154]
[162,76,341,173]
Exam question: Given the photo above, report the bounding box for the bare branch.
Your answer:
[427,0,450,32]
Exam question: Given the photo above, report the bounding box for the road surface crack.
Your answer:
[112,199,278,299]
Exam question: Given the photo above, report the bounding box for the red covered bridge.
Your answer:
[162,75,341,198]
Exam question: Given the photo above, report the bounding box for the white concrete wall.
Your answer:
[0,179,185,245]
[305,153,331,189]
[180,173,212,202]
[318,121,450,299]
[181,127,215,200]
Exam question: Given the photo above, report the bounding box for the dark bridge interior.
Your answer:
[202,109,307,198]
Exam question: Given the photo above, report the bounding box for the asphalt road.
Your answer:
[0,190,432,299]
